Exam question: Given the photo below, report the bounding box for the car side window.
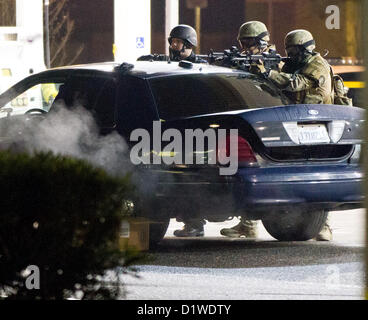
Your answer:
[51,76,117,128]
[0,82,62,118]
[91,78,117,128]
[149,73,288,121]
[116,76,157,135]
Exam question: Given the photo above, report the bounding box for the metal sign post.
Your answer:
[44,0,50,68]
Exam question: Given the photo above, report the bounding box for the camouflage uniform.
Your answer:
[220,21,276,239]
[268,52,333,104]
[267,29,334,241]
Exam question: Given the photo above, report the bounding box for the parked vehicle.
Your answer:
[0,61,364,244]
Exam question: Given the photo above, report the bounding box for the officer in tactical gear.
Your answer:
[212,20,277,71]
[168,24,205,62]
[138,24,207,64]
[138,26,207,238]
[220,21,276,239]
[237,20,272,55]
[175,22,273,238]
[259,29,333,105]
[166,25,207,237]
[255,29,334,240]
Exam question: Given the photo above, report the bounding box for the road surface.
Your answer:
[123,209,365,300]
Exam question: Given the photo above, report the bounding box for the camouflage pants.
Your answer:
[240,217,258,229]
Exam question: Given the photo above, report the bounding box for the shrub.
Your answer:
[0,150,139,299]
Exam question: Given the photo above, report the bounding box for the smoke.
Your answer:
[0,103,237,221]
[0,102,133,178]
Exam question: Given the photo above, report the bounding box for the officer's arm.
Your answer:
[268,70,316,92]
[137,54,154,61]
[137,54,169,61]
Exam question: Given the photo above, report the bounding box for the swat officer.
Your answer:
[138,24,206,64]
[155,25,207,237]
[138,25,207,238]
[168,24,206,62]
[259,29,333,105]
[174,22,274,238]
[213,20,280,73]
[255,29,334,240]
[237,20,274,56]
[220,21,276,239]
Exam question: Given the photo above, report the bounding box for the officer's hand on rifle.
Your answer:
[250,60,267,76]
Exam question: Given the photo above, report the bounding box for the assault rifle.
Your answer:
[199,47,290,73]
[197,46,241,66]
[232,50,290,72]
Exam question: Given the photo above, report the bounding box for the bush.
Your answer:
[0,151,139,299]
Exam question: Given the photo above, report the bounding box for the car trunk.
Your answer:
[161,104,364,167]
[236,104,364,163]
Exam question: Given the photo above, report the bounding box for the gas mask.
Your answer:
[286,46,310,69]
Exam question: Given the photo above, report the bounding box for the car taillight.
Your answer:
[217,134,258,167]
[349,144,363,164]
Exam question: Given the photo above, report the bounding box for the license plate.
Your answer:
[298,124,330,144]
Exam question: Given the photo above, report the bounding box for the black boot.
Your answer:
[174,221,204,237]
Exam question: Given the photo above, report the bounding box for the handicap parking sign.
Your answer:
[136,37,144,49]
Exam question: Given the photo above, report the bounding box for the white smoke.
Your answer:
[0,103,133,178]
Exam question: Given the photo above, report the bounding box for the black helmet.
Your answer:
[168,24,197,47]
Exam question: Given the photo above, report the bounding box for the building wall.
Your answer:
[151,0,362,58]
[60,0,363,65]
[151,0,245,55]
[151,0,166,54]
[180,0,245,53]
[68,0,114,65]
[0,0,16,26]
[245,0,363,59]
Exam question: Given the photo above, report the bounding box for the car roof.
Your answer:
[45,60,247,79]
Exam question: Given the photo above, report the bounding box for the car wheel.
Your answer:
[149,219,170,248]
[261,209,328,241]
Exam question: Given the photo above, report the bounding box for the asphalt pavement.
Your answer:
[122,209,365,300]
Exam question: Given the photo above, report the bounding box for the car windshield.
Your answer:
[149,73,289,120]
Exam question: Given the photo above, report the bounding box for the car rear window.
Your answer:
[149,73,288,120]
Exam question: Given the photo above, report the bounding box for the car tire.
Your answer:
[261,209,328,241]
[149,219,170,248]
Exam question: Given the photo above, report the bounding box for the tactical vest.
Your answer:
[329,68,353,106]
[284,53,333,104]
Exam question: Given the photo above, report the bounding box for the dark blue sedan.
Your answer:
[0,61,364,244]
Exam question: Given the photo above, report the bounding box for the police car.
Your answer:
[0,61,364,245]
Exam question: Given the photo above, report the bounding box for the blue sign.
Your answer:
[136,37,144,49]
